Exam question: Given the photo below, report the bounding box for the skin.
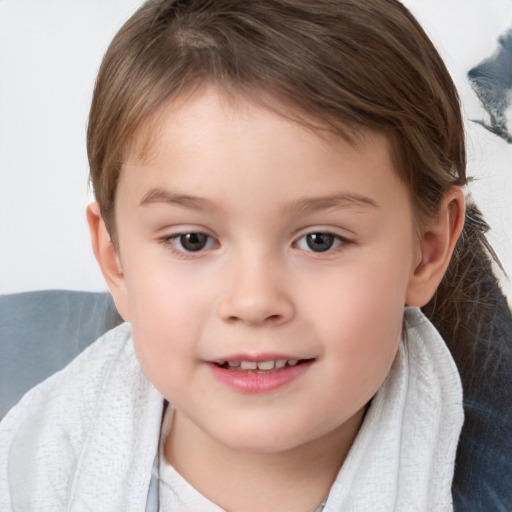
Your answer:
[88,86,464,512]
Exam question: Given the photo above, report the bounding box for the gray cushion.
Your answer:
[0,290,123,418]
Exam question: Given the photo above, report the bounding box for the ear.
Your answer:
[86,202,130,320]
[405,187,465,307]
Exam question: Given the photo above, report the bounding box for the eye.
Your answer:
[295,232,345,253]
[169,233,217,252]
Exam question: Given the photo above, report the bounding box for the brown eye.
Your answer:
[175,233,212,252]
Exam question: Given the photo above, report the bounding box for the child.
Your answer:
[1,0,511,510]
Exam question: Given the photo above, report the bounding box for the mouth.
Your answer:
[208,356,315,393]
[213,359,313,373]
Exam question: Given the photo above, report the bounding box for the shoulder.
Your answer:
[0,323,162,511]
[403,306,461,384]
[1,322,135,425]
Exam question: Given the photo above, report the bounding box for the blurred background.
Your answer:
[0,0,511,302]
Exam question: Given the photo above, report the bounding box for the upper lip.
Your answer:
[209,353,313,364]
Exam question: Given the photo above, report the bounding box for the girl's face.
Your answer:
[111,86,422,454]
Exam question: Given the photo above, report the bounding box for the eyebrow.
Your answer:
[286,193,379,213]
[139,187,379,212]
[139,188,215,210]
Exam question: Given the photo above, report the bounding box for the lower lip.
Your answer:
[208,361,313,393]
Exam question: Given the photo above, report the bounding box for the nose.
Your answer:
[218,255,295,326]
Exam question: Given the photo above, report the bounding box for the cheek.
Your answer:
[320,290,402,369]
[123,244,211,330]
[307,256,408,339]
[304,260,409,394]
[319,303,402,413]
[121,260,213,394]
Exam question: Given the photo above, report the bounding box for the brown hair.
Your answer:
[87,0,510,313]
[88,0,466,238]
[88,1,512,503]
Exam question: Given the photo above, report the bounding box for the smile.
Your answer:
[209,358,314,393]
[215,359,302,372]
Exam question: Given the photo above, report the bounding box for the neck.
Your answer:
[165,408,366,512]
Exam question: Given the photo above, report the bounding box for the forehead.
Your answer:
[116,86,412,222]
[126,83,368,167]
[126,86,384,172]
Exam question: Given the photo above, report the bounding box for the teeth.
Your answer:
[257,361,275,370]
[223,359,302,370]
[240,361,258,370]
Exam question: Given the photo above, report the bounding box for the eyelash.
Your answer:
[160,232,218,257]
[160,230,351,257]
[293,232,349,253]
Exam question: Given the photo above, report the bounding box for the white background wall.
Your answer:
[0,0,145,293]
[1,0,511,299]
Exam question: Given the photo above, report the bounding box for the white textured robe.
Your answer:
[0,308,463,511]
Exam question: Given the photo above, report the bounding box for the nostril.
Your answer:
[225,313,282,325]
[218,293,294,325]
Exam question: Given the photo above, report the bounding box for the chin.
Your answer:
[209,421,320,454]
